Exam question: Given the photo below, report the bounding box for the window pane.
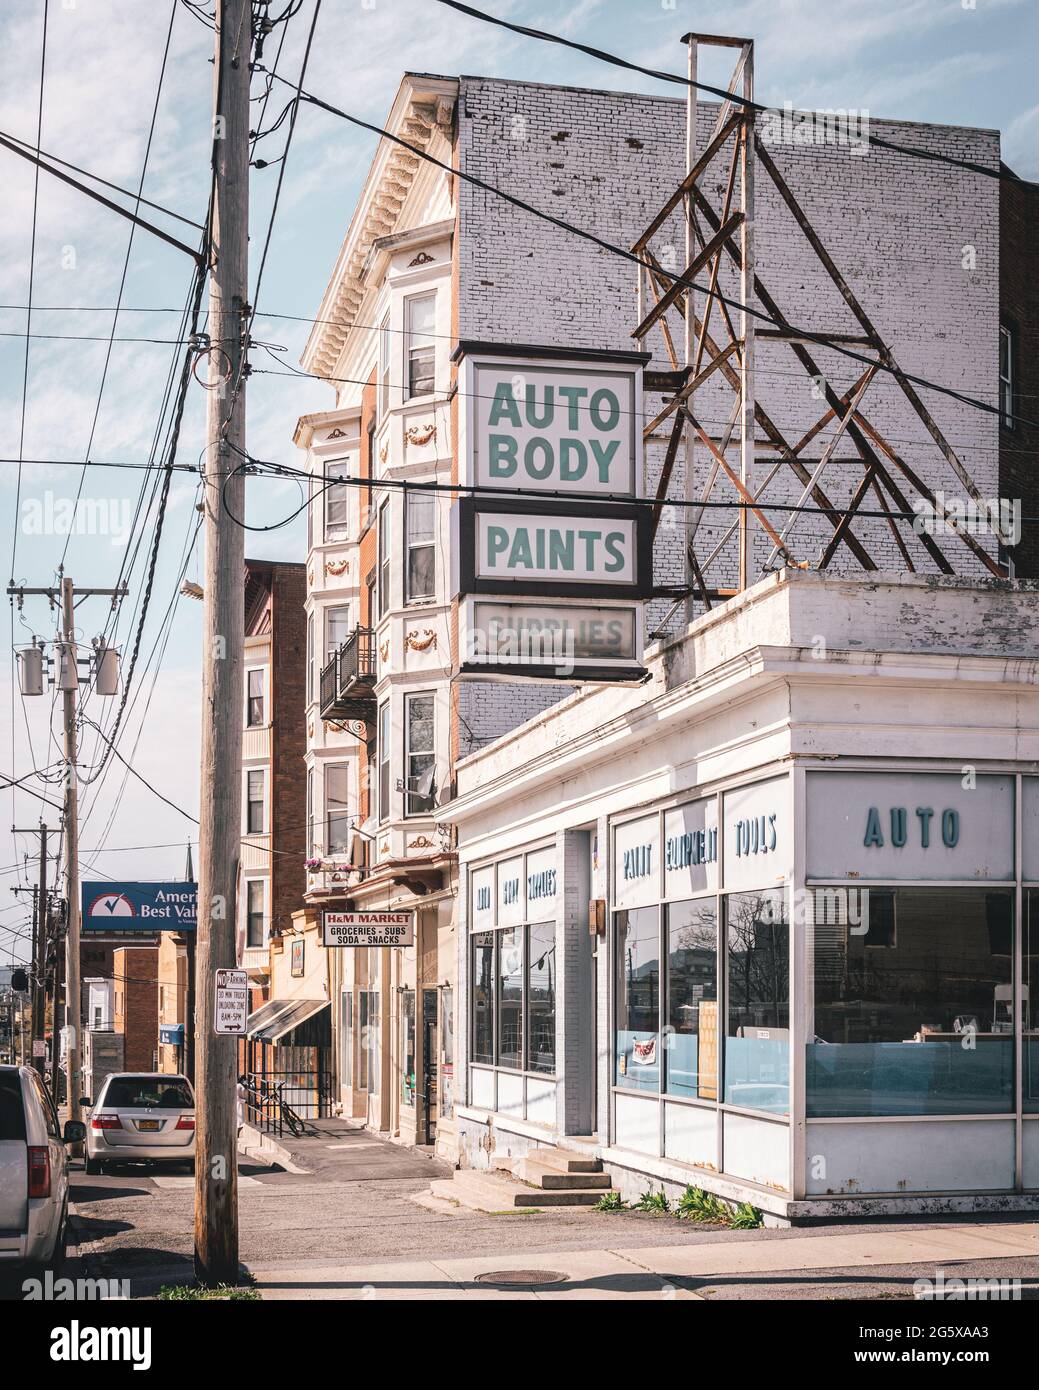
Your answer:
[497,927,523,1070]
[1027,890,1039,1113]
[325,468,350,534]
[527,922,555,1074]
[247,669,264,727]
[406,295,436,398]
[809,887,1014,1118]
[247,771,264,834]
[615,907,660,1091]
[725,890,789,1115]
[471,933,494,1065]
[340,992,353,1088]
[246,880,264,948]
[406,695,435,814]
[401,990,416,1106]
[666,898,718,1099]
[326,606,350,656]
[326,764,350,854]
[407,545,435,601]
[378,704,390,822]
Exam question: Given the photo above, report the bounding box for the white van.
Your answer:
[0,1065,85,1271]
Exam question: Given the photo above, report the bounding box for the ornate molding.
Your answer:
[408,249,435,267]
[379,441,389,465]
[405,423,436,447]
[379,640,390,662]
[324,557,349,577]
[307,719,315,738]
[327,426,349,440]
[405,628,437,653]
[407,834,435,850]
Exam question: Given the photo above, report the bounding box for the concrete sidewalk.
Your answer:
[249,1220,1039,1301]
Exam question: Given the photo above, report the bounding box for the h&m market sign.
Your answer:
[467,360,639,496]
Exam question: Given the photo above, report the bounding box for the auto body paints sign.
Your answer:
[456,348,648,681]
[323,910,415,948]
[469,361,638,496]
[82,881,197,933]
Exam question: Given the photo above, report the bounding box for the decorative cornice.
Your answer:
[405,423,436,447]
[405,628,437,653]
[408,250,435,267]
[324,558,349,577]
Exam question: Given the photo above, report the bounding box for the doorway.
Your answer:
[421,988,438,1145]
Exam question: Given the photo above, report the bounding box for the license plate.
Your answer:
[137,1119,160,1132]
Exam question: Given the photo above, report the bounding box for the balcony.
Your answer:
[319,625,377,723]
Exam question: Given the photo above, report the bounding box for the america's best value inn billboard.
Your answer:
[81,882,197,933]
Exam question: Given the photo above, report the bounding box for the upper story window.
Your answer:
[377,501,390,620]
[1000,323,1015,430]
[406,492,435,602]
[363,418,376,531]
[405,293,436,399]
[246,668,265,728]
[405,691,436,816]
[378,312,391,420]
[246,769,265,835]
[325,763,350,855]
[246,879,264,950]
[378,701,391,824]
[325,463,351,539]
[326,604,351,659]
[307,611,315,704]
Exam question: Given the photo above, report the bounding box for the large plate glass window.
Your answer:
[471,933,495,1065]
[527,921,556,1074]
[405,491,435,602]
[405,293,435,399]
[496,927,524,1070]
[615,906,660,1092]
[724,889,789,1116]
[405,692,435,816]
[1027,890,1039,1114]
[401,990,416,1106]
[808,886,1014,1117]
[666,897,718,1100]
[325,763,350,855]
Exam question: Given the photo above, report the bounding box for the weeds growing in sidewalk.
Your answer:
[593,1191,629,1212]
[593,1183,764,1228]
[158,1283,261,1301]
[634,1188,671,1214]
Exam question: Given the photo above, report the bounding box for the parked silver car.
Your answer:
[0,1064,85,1271]
[84,1073,196,1175]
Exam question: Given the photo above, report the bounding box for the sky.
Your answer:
[0,0,1036,964]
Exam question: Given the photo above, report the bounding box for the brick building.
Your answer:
[290,60,1031,1164]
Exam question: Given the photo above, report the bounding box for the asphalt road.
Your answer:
[3,1128,1038,1301]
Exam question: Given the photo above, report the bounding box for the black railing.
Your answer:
[242,1066,333,1138]
[318,626,377,722]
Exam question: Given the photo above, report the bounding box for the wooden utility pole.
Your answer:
[34,824,47,1076]
[61,576,84,1138]
[194,0,249,1285]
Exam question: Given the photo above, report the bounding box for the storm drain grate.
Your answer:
[474,1269,569,1288]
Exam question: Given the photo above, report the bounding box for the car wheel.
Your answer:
[84,1155,102,1176]
[46,1205,68,1274]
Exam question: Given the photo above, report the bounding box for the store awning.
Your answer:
[246,998,330,1044]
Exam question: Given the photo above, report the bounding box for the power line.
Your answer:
[432,0,1039,188]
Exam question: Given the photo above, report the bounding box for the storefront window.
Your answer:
[615,907,660,1092]
[340,991,352,1089]
[497,927,523,1070]
[528,921,556,1074]
[725,889,789,1115]
[1026,891,1039,1113]
[808,887,1014,1117]
[471,933,494,1065]
[666,898,718,1100]
[401,990,416,1107]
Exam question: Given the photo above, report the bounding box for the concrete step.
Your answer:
[524,1147,604,1175]
[430,1170,617,1212]
[515,1154,611,1189]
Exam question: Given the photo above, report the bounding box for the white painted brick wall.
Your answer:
[458,78,1001,641]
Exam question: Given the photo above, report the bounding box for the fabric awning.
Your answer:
[246,997,330,1043]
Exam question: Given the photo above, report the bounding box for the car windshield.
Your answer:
[0,1073,26,1140]
[103,1077,194,1109]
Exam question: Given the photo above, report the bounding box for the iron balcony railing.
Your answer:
[319,625,377,722]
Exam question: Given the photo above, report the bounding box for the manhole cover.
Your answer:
[474,1269,569,1288]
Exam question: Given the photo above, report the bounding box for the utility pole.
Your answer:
[34,824,47,1077]
[194,0,249,1285]
[60,577,84,1137]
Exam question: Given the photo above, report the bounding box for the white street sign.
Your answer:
[214,967,248,1035]
[323,911,415,948]
[32,1039,47,1058]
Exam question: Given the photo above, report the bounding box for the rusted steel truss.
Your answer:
[631,34,1007,614]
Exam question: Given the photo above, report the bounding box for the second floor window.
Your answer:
[405,692,435,816]
[247,769,265,835]
[405,294,435,399]
[325,763,350,855]
[406,492,435,601]
[378,702,391,823]
[246,879,264,949]
[1000,323,1015,430]
[246,668,264,727]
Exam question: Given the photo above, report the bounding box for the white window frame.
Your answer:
[1000,323,1015,430]
[404,292,436,400]
[244,877,266,950]
[324,461,351,540]
[245,767,266,836]
[245,665,266,728]
[325,604,352,660]
[405,490,435,603]
[378,701,391,824]
[325,762,351,856]
[404,690,436,818]
[377,500,391,620]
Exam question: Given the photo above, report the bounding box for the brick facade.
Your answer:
[112,946,158,1072]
